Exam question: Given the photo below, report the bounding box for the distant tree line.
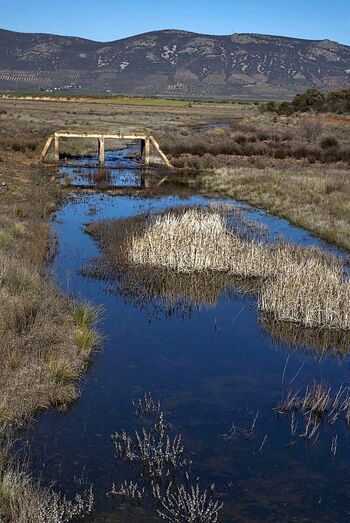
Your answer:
[261,88,350,115]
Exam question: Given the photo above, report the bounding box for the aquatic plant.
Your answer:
[132,392,161,418]
[110,480,145,502]
[275,382,350,444]
[111,395,223,522]
[112,412,189,478]
[222,411,259,442]
[155,483,223,523]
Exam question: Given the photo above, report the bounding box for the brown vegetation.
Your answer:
[0,439,93,523]
[0,148,101,435]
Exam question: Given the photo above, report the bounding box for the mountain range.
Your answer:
[0,28,349,100]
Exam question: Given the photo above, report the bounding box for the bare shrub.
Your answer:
[320,136,339,149]
[156,483,223,523]
[299,117,323,142]
[112,413,189,478]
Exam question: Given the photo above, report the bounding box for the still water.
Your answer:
[25,147,350,522]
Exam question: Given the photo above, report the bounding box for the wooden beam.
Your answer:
[149,136,174,168]
[41,135,53,161]
[98,136,105,165]
[54,133,59,163]
[144,138,150,166]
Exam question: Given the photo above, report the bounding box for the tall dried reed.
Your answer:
[260,259,350,329]
[126,208,350,331]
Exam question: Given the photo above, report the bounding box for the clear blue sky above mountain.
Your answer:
[1,0,349,45]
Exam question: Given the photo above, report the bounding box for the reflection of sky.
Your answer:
[60,146,142,188]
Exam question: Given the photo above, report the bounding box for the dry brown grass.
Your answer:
[0,440,93,523]
[0,150,100,435]
[198,165,350,251]
[260,258,350,329]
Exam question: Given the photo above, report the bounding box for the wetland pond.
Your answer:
[25,145,350,522]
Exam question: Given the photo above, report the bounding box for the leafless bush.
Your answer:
[111,396,223,522]
[299,117,323,142]
[110,480,145,502]
[156,483,223,523]
[112,413,190,478]
[132,392,161,418]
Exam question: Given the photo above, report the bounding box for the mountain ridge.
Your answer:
[0,28,349,100]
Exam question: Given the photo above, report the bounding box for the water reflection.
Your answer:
[261,314,350,358]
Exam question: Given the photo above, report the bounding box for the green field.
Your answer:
[0,92,251,108]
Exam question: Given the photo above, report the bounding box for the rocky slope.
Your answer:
[0,28,349,99]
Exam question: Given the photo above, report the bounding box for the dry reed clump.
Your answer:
[260,259,350,329]
[125,208,350,331]
[0,440,93,523]
[127,208,277,279]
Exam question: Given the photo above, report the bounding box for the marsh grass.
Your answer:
[0,439,94,523]
[87,207,350,334]
[71,301,103,356]
[0,151,102,435]
[260,259,350,329]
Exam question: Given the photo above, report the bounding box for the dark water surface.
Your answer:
[25,148,350,522]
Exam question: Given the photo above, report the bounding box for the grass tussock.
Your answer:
[122,208,350,331]
[0,440,93,523]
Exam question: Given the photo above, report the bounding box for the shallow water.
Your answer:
[25,148,350,522]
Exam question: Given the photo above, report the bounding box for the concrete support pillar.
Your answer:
[144,138,150,166]
[54,133,59,163]
[98,137,105,165]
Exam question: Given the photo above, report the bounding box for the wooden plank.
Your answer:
[149,136,174,168]
[54,133,59,162]
[41,135,53,160]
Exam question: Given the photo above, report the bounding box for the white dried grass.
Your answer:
[260,259,350,330]
[126,208,350,330]
[128,209,275,278]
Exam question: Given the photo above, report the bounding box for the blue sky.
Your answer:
[1,0,349,45]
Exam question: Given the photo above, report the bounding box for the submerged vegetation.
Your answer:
[111,394,223,522]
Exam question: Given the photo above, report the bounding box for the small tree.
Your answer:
[292,89,326,112]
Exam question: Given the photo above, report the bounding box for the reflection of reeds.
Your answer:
[260,314,350,357]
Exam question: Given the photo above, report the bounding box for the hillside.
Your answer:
[0,28,349,99]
